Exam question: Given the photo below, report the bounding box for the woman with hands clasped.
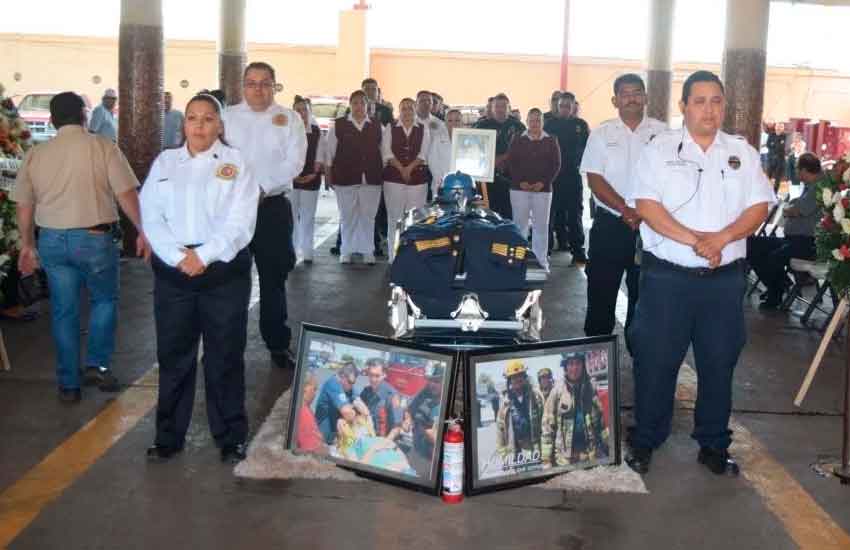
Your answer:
[506,108,562,271]
[140,93,260,464]
[382,97,431,261]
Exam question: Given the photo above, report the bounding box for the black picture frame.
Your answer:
[464,336,621,495]
[286,323,459,495]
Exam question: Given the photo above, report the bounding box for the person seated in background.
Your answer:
[747,153,823,309]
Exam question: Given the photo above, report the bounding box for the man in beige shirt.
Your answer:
[14,91,149,403]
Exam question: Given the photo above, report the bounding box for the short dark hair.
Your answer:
[560,91,576,102]
[493,93,510,103]
[527,107,543,117]
[681,70,724,104]
[416,90,431,100]
[361,77,378,87]
[431,92,443,102]
[550,89,562,99]
[349,89,367,102]
[243,61,276,82]
[50,92,85,129]
[613,73,646,95]
[797,153,821,175]
[208,89,227,106]
[446,108,461,118]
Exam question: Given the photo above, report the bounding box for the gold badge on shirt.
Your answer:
[728,155,741,170]
[216,163,238,180]
[272,113,288,127]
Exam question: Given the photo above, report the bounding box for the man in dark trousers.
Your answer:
[544,92,590,264]
[580,74,667,348]
[473,93,526,220]
[224,61,307,368]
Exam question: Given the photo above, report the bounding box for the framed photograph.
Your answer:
[464,336,620,495]
[286,324,458,494]
[450,128,497,183]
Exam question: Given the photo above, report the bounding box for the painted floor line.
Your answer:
[590,266,850,549]
[0,219,338,548]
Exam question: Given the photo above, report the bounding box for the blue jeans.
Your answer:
[38,228,120,390]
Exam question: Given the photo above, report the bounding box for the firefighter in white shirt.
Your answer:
[140,93,260,464]
[223,61,307,368]
[580,74,667,350]
[625,71,775,477]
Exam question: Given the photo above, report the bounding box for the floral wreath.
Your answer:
[814,153,850,296]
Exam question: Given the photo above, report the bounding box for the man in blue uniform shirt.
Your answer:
[315,363,358,444]
[625,70,775,476]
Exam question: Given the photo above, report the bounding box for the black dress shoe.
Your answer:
[698,447,740,476]
[271,349,295,368]
[330,246,340,256]
[759,297,782,310]
[58,388,82,403]
[626,446,653,474]
[221,443,247,464]
[83,366,120,392]
[146,444,182,461]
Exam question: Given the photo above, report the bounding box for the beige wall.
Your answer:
[2,33,849,128]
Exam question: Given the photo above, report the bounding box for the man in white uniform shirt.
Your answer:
[580,74,667,350]
[414,90,451,199]
[224,61,307,368]
[625,71,775,477]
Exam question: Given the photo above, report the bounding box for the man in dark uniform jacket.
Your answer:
[473,93,526,220]
[544,92,590,264]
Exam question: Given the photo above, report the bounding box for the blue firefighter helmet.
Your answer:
[439,171,476,207]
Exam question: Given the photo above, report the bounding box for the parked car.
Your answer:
[17,91,94,143]
[308,96,349,135]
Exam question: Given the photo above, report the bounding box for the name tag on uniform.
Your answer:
[665,160,688,167]
[606,141,619,148]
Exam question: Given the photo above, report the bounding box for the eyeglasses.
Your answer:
[244,80,274,90]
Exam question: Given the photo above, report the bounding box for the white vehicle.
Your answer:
[307,96,349,135]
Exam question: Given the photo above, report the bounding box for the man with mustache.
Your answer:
[580,74,667,350]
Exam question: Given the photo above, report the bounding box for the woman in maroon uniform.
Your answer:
[381,97,431,261]
[291,96,326,263]
[506,108,561,271]
[325,90,384,265]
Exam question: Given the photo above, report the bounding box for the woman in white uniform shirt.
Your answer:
[140,94,260,464]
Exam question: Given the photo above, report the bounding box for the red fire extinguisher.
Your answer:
[442,419,464,503]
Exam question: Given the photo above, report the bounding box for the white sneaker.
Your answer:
[364,254,376,265]
[340,255,352,264]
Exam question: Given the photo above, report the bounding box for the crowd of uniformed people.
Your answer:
[14,60,778,474]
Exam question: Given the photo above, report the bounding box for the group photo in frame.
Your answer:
[286,324,458,494]
[450,127,497,183]
[464,336,621,494]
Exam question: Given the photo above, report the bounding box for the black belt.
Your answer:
[84,223,114,232]
[643,252,746,277]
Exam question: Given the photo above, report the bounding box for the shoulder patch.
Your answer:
[272,113,288,127]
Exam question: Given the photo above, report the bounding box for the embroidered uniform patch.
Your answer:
[216,163,238,180]
[273,113,288,127]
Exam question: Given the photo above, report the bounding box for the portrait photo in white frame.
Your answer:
[450,128,497,183]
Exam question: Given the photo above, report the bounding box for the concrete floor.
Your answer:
[2,200,850,549]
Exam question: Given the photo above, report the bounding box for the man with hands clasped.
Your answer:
[625,71,775,477]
